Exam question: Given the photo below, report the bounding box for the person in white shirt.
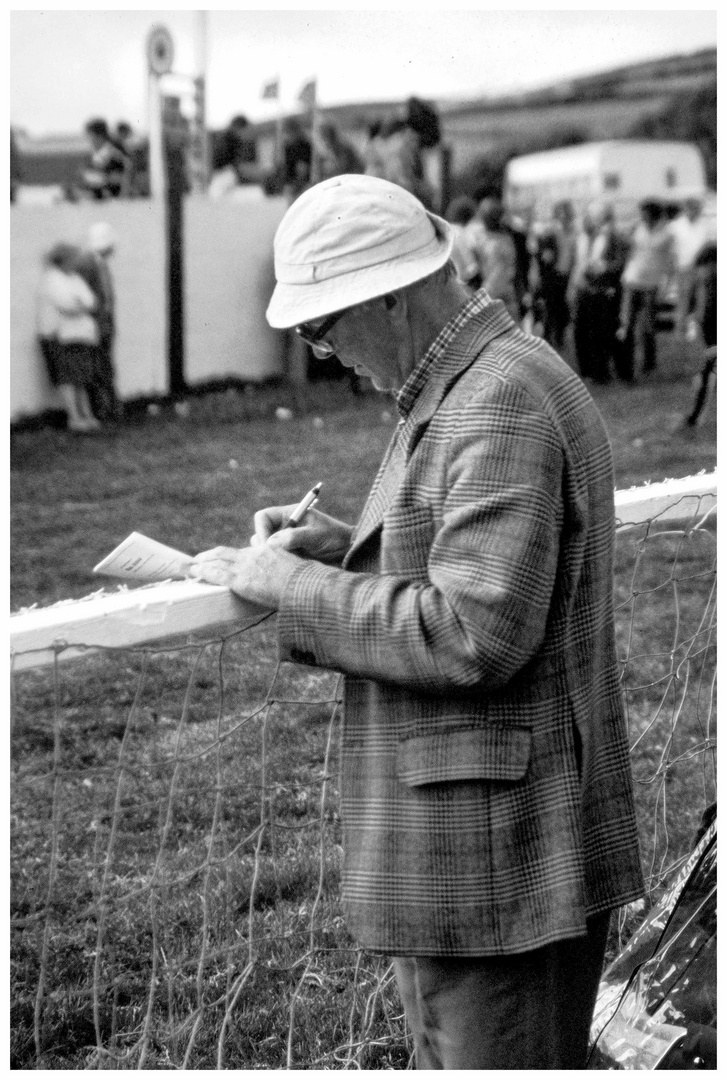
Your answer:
[36,243,100,432]
[668,198,709,336]
[616,201,676,382]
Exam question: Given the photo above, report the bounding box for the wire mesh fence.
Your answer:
[10,481,716,1069]
[612,486,716,904]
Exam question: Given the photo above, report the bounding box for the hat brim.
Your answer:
[266,213,454,329]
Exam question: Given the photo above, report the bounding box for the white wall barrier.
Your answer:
[10,192,288,422]
[182,193,286,387]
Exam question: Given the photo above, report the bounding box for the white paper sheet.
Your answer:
[93,532,193,583]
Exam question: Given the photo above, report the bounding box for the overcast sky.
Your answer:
[10,5,718,136]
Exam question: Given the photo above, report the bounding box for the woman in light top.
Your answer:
[36,242,101,432]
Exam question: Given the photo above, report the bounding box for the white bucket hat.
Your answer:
[266,174,454,328]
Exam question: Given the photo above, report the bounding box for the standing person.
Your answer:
[80,118,131,199]
[364,96,440,210]
[470,197,519,320]
[569,205,601,380]
[36,245,65,393]
[443,195,480,289]
[114,121,135,158]
[533,200,578,349]
[616,200,676,382]
[669,197,709,337]
[504,207,534,321]
[35,243,100,432]
[682,240,717,429]
[115,121,148,197]
[189,175,644,1070]
[77,223,119,422]
[571,205,629,383]
[210,114,260,194]
[313,121,363,180]
[280,117,312,202]
[362,118,385,178]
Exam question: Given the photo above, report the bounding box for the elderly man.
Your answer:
[190,175,644,1070]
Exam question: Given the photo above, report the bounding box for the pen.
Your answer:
[285,482,322,527]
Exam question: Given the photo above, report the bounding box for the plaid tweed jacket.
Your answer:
[277,296,644,956]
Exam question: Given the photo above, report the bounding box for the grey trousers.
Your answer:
[393,911,610,1070]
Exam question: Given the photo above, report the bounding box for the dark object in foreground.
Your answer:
[588,805,716,1069]
[684,347,717,428]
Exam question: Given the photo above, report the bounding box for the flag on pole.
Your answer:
[261,77,279,100]
[297,78,317,110]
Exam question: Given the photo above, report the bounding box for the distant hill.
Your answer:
[239,47,716,198]
[247,46,715,137]
[440,46,717,113]
[435,47,717,192]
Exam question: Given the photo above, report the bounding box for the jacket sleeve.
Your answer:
[276,379,567,693]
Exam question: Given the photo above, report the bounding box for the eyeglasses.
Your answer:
[295,309,347,357]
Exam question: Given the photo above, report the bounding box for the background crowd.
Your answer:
[445,190,715,399]
[209,97,716,403]
[30,91,716,429]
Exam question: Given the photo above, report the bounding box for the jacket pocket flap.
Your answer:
[397,726,532,787]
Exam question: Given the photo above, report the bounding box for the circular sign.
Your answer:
[146,24,174,75]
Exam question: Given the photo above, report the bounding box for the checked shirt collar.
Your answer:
[395,289,499,420]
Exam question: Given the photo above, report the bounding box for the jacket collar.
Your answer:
[395,291,512,422]
[397,296,513,433]
[346,297,515,559]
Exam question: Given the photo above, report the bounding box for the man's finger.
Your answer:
[253,508,282,543]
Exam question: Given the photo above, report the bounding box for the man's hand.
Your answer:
[253,505,353,566]
[188,542,300,610]
[188,505,353,608]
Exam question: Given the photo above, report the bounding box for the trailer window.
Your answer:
[604,172,621,190]
[665,168,678,188]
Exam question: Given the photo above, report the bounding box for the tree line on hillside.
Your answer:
[629,84,716,189]
[452,83,716,202]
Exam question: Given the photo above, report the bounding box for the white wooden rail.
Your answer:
[613,470,716,532]
[10,582,272,673]
[11,472,716,672]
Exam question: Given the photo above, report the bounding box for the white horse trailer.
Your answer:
[503,140,707,225]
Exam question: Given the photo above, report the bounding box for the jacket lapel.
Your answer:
[344,302,514,563]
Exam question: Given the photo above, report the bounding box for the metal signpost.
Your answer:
[146,24,186,399]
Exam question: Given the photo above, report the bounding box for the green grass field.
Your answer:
[10,337,716,1068]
